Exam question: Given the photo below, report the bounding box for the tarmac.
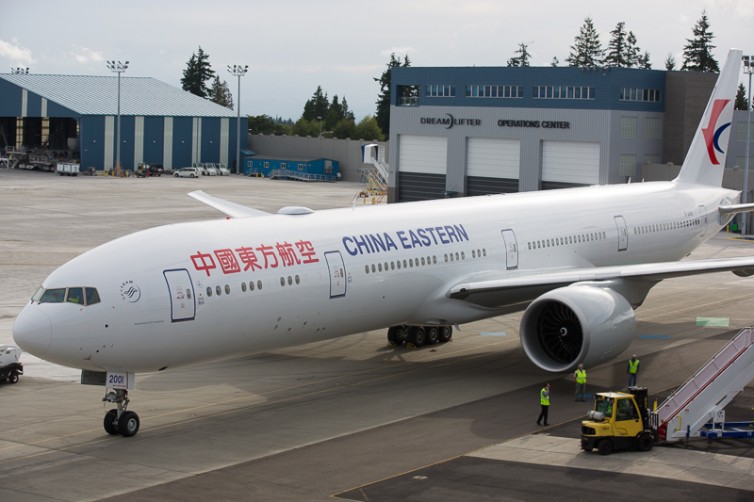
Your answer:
[1,167,753,501]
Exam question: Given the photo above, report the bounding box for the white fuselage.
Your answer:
[12,180,736,373]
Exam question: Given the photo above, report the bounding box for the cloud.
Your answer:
[70,46,104,64]
[0,37,34,64]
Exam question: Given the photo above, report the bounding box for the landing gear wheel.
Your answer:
[426,326,440,345]
[118,411,140,437]
[395,325,409,345]
[8,372,19,384]
[439,326,453,343]
[387,326,400,346]
[597,439,614,456]
[409,326,426,347]
[104,409,119,435]
[637,432,653,451]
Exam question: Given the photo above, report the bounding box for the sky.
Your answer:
[1,0,752,122]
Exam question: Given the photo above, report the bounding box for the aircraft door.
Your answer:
[163,269,196,322]
[698,205,708,236]
[614,215,628,252]
[324,251,347,298]
[500,229,518,270]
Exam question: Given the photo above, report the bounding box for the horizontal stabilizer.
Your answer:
[718,203,754,216]
[188,190,270,218]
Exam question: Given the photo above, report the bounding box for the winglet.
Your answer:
[673,49,742,186]
[188,190,270,218]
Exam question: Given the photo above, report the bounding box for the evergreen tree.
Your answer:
[735,83,750,111]
[209,76,233,109]
[566,17,603,68]
[604,22,628,67]
[507,43,531,67]
[180,46,215,98]
[625,31,641,68]
[636,51,652,69]
[302,86,329,122]
[374,53,410,137]
[681,11,719,72]
[665,53,677,71]
[551,56,559,67]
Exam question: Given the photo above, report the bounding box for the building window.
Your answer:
[620,116,637,139]
[298,163,304,171]
[533,85,593,100]
[620,88,661,102]
[397,85,419,106]
[645,117,662,140]
[263,162,269,168]
[465,84,522,98]
[426,84,455,97]
[281,162,287,169]
[619,154,638,176]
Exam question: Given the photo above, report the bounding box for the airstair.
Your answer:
[356,143,389,205]
[652,327,754,442]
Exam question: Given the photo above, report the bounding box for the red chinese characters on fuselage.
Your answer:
[190,240,319,277]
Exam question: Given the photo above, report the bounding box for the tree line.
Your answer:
[179,10,750,142]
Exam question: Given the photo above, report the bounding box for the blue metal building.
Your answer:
[0,73,247,172]
[244,155,339,181]
[386,64,737,202]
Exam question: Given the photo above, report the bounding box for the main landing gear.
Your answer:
[103,388,140,437]
[387,325,453,348]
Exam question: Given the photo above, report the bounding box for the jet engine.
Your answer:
[519,285,635,373]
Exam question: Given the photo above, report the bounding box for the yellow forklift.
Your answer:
[580,387,655,455]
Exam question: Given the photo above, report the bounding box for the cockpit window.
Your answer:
[38,288,66,303]
[85,287,101,305]
[67,287,84,305]
[33,287,100,306]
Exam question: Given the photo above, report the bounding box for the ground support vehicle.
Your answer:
[581,387,655,455]
[0,345,23,384]
[582,326,754,454]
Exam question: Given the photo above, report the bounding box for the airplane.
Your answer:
[13,49,754,437]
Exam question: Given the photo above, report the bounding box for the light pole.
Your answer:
[106,60,128,175]
[744,55,753,235]
[227,64,248,174]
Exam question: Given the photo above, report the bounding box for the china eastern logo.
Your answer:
[701,99,731,165]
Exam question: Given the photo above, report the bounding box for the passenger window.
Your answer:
[84,288,101,305]
[67,287,84,305]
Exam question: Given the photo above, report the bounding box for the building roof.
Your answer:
[0,73,235,118]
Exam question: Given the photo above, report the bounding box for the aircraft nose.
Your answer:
[13,306,52,357]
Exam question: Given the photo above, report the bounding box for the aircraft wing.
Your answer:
[188,190,270,218]
[448,256,754,301]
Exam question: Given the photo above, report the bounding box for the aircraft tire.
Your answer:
[8,372,19,384]
[409,326,426,347]
[439,326,453,343]
[118,411,140,437]
[426,326,440,344]
[387,326,399,346]
[104,409,119,435]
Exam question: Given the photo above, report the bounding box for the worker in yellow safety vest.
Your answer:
[537,383,550,426]
[627,354,640,387]
[574,364,587,402]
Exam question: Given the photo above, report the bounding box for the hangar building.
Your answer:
[0,73,246,172]
[388,65,752,202]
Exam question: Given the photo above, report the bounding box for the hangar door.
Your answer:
[398,135,448,174]
[466,138,520,179]
[542,141,600,185]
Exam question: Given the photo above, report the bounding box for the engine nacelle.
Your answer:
[520,285,635,373]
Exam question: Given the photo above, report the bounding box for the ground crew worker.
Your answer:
[537,383,550,426]
[574,364,587,401]
[627,354,640,387]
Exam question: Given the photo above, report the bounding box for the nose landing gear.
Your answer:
[103,388,140,437]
